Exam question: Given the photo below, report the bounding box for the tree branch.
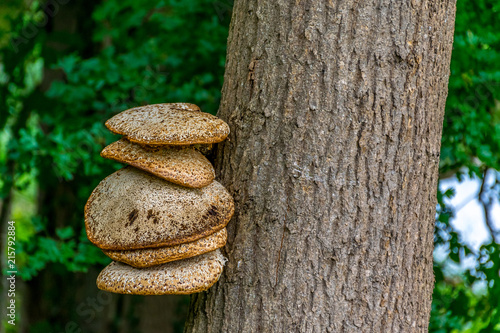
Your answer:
[478,169,496,243]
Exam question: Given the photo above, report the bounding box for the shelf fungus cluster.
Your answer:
[84,103,234,295]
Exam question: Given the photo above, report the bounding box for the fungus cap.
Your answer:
[105,103,230,145]
[97,249,226,295]
[101,139,215,188]
[85,167,234,250]
[102,228,227,268]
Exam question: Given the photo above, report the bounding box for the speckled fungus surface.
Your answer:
[97,250,226,295]
[86,102,233,295]
[101,138,215,188]
[102,228,227,268]
[85,167,234,250]
[105,103,230,145]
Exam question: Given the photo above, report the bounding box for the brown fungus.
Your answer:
[86,102,233,295]
[84,167,234,251]
[101,138,215,188]
[105,103,230,145]
[102,228,227,268]
[97,250,226,295]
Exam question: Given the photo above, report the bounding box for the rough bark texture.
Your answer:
[185,0,456,332]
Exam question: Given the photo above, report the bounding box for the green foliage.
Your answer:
[431,0,500,331]
[431,243,500,332]
[440,0,500,178]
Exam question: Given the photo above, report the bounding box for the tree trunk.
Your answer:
[185,0,456,332]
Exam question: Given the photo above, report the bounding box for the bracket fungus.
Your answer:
[105,103,230,145]
[101,138,215,188]
[85,103,233,295]
[97,250,227,295]
[85,167,233,250]
[102,228,227,268]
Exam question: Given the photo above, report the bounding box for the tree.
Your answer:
[185,1,457,331]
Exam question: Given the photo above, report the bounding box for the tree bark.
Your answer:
[185,0,456,332]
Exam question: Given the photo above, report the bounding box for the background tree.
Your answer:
[185,0,456,331]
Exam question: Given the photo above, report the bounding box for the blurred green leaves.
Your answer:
[0,0,230,283]
[440,1,500,178]
[431,0,500,331]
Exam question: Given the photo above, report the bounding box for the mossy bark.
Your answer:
[185,0,456,331]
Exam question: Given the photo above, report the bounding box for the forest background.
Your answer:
[1,0,499,332]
